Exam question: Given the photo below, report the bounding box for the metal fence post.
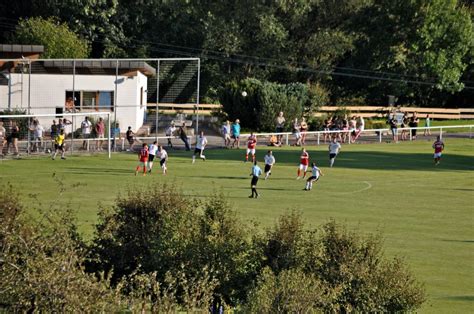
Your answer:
[379,130,382,143]
[317,132,320,145]
[440,127,443,140]
[285,134,289,146]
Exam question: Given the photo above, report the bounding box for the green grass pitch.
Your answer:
[1,138,473,312]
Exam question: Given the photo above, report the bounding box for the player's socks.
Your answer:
[201,154,206,161]
[245,154,248,162]
[330,159,334,167]
[297,169,301,177]
[192,156,196,164]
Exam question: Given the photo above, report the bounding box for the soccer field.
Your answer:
[1,138,473,312]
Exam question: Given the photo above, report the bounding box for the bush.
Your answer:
[88,186,261,306]
[257,212,426,312]
[219,78,320,132]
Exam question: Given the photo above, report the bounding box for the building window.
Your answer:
[65,91,114,111]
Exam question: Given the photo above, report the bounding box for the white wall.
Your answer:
[0,71,147,132]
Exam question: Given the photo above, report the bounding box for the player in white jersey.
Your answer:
[193,131,208,163]
[328,138,341,167]
[147,141,159,173]
[263,150,275,180]
[304,162,323,191]
[158,145,168,174]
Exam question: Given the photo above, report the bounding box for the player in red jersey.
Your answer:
[432,136,445,165]
[245,132,257,162]
[135,143,149,176]
[296,148,309,179]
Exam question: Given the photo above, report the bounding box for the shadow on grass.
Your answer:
[170,149,474,172]
[439,295,474,302]
[440,239,474,244]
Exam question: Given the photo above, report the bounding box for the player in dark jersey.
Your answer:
[432,136,445,165]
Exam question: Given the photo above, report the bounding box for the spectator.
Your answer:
[231,119,241,149]
[126,126,135,151]
[165,122,176,148]
[323,117,333,143]
[424,114,431,136]
[300,117,308,145]
[353,116,365,141]
[179,122,191,151]
[58,118,72,135]
[81,116,92,150]
[341,115,349,143]
[0,121,5,156]
[292,118,301,146]
[95,117,105,151]
[50,120,59,151]
[275,111,285,143]
[388,115,398,143]
[30,119,44,152]
[268,134,281,147]
[111,122,121,151]
[222,120,231,148]
[11,121,20,156]
[410,112,419,140]
[401,112,409,141]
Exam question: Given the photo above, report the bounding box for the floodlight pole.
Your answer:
[196,59,201,136]
[27,59,31,155]
[114,60,118,151]
[155,60,160,142]
[71,60,76,154]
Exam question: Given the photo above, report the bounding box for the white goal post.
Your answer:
[0,111,112,158]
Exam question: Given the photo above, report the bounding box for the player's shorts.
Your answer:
[434,152,442,158]
[232,134,240,140]
[246,148,256,155]
[54,144,64,150]
[224,134,231,140]
[276,127,284,133]
[82,133,90,139]
[194,147,203,154]
[251,175,259,187]
[294,131,301,139]
[148,154,155,162]
[307,175,319,182]
[97,133,105,139]
[264,164,272,173]
[329,153,337,159]
[391,128,398,135]
[299,164,308,171]
[160,159,166,167]
[138,160,147,166]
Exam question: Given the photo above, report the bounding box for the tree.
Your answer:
[11,17,90,58]
[341,0,474,106]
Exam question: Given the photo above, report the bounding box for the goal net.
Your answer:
[0,111,111,159]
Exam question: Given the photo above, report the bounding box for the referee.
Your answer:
[249,160,262,198]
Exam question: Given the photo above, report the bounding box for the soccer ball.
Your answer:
[241,91,247,97]
[46,148,51,154]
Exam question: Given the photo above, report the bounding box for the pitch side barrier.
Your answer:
[237,124,474,145]
[129,124,473,149]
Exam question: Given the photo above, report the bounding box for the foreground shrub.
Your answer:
[88,186,261,306]
[258,212,425,312]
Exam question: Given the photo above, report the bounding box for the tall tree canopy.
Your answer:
[0,0,472,107]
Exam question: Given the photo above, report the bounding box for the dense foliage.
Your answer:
[0,183,425,311]
[0,0,472,107]
[11,17,90,58]
[219,78,325,131]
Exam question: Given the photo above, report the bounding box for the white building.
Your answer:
[0,55,154,132]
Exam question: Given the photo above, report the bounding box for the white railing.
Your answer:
[237,124,473,145]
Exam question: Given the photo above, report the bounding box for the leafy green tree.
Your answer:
[343,0,473,106]
[220,78,319,131]
[11,17,90,58]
